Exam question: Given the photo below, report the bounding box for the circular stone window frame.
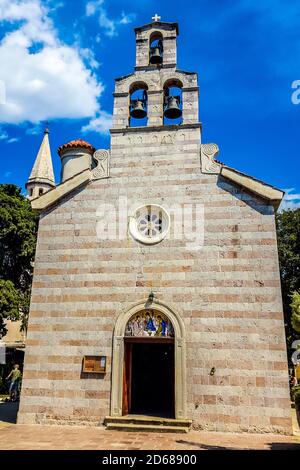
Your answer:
[129,204,170,245]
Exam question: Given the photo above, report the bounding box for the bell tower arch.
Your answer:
[111,16,200,130]
[135,19,178,70]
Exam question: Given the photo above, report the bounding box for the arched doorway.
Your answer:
[110,300,187,419]
[123,309,175,417]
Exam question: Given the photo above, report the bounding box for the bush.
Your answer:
[291,291,300,333]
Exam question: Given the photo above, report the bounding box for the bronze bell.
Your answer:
[130,99,147,119]
[150,46,163,64]
[164,95,182,119]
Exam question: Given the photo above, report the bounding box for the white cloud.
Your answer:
[85,0,136,37]
[120,13,136,25]
[26,124,42,135]
[279,188,300,211]
[0,127,8,140]
[86,0,103,17]
[82,110,112,135]
[0,0,103,125]
[47,1,64,12]
[78,47,100,69]
[0,126,19,143]
[4,171,12,178]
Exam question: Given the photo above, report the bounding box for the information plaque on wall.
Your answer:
[82,355,106,374]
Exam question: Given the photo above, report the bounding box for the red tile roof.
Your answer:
[58,139,95,156]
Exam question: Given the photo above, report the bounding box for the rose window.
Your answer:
[129,205,170,244]
[138,212,163,237]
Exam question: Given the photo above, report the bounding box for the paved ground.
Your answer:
[0,401,299,450]
[0,423,299,450]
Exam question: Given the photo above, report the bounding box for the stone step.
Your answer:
[105,415,191,427]
[104,415,192,433]
[106,422,189,433]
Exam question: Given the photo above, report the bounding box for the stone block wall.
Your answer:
[18,124,292,434]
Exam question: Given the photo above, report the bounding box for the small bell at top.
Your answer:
[149,39,163,65]
[150,46,163,64]
[164,95,182,119]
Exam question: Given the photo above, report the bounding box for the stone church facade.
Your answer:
[18,19,292,434]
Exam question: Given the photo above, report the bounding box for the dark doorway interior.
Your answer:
[125,341,175,418]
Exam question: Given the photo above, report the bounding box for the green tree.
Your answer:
[276,208,300,355]
[0,184,38,337]
[291,291,300,333]
[0,280,20,337]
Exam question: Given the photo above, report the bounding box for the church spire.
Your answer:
[26,127,55,200]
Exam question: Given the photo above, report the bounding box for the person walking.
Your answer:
[6,364,21,402]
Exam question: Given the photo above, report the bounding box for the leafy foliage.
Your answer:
[0,280,20,337]
[291,291,300,333]
[0,184,37,337]
[276,209,300,352]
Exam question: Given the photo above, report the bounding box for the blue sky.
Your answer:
[0,0,299,209]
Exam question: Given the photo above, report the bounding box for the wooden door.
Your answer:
[122,341,132,415]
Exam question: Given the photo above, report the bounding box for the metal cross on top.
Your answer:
[152,14,161,22]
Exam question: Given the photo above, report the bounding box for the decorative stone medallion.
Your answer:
[200,143,221,174]
[92,149,110,180]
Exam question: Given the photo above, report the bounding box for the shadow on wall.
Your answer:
[39,180,89,219]
[0,401,19,424]
[217,175,274,216]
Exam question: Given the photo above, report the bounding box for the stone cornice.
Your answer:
[110,123,201,134]
[31,170,91,211]
[221,166,284,210]
[176,69,198,76]
[200,143,284,210]
[134,21,179,35]
[134,64,176,72]
[113,92,129,97]
[115,73,133,82]
[182,87,199,93]
[26,177,55,188]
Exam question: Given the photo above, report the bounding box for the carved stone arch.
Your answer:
[143,28,167,41]
[162,73,189,89]
[129,80,148,95]
[126,75,156,93]
[149,30,164,43]
[163,77,184,90]
[115,73,158,94]
[110,299,187,419]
